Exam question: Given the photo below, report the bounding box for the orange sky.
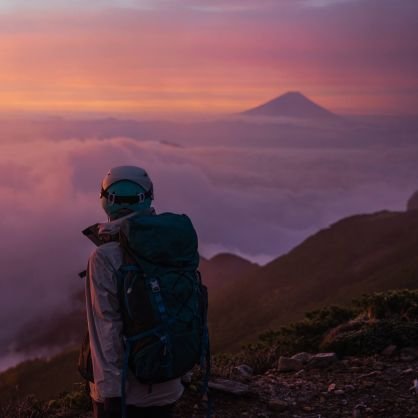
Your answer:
[0,0,417,116]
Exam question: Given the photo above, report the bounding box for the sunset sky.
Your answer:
[0,0,417,116]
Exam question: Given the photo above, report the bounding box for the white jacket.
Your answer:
[85,212,184,406]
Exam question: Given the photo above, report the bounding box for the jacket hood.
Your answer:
[98,207,156,237]
[82,207,155,246]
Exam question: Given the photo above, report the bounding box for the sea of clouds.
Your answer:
[1,126,418,370]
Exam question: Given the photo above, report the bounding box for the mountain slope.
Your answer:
[11,254,258,356]
[200,253,260,297]
[242,91,337,119]
[211,210,418,350]
[0,349,80,403]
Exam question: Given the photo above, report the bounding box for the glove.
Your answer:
[103,397,122,418]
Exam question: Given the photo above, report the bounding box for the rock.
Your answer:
[353,403,367,417]
[308,352,338,369]
[232,364,254,380]
[267,399,288,412]
[402,368,414,375]
[181,370,193,385]
[291,352,312,364]
[400,347,418,362]
[334,389,345,395]
[208,378,250,396]
[278,356,303,372]
[359,371,381,379]
[373,361,385,371]
[328,383,336,392]
[381,344,397,357]
[410,379,418,394]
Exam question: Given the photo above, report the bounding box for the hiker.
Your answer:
[83,166,189,418]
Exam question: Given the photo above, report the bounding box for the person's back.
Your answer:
[84,166,184,418]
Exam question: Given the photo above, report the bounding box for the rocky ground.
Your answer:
[174,348,418,418]
[1,348,417,418]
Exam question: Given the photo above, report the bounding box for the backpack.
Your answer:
[116,212,210,387]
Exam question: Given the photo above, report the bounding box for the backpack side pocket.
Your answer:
[78,330,94,383]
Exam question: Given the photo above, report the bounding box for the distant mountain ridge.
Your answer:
[9,210,418,358]
[211,210,418,350]
[200,253,260,295]
[242,91,337,119]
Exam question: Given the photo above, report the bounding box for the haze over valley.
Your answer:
[1,92,418,370]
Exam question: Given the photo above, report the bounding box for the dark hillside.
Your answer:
[211,210,418,350]
[0,350,80,404]
[11,254,257,357]
[200,253,260,298]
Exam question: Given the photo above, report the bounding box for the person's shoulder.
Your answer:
[89,241,121,263]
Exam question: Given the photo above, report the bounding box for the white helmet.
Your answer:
[100,166,154,219]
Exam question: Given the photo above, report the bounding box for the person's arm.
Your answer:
[87,247,124,406]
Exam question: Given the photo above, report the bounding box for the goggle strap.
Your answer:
[100,188,153,204]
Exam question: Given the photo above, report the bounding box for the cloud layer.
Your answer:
[1,123,418,360]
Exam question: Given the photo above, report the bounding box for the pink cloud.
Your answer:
[0,1,416,114]
[1,116,418,363]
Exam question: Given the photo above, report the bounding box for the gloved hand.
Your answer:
[103,397,122,418]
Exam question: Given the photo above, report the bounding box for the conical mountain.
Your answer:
[242,91,336,119]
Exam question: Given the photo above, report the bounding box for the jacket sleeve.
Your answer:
[86,246,124,398]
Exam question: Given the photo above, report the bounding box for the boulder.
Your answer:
[277,356,303,372]
[231,364,254,379]
[291,352,312,364]
[308,352,338,368]
[208,378,250,396]
[268,399,288,412]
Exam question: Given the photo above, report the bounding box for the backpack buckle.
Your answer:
[150,279,160,293]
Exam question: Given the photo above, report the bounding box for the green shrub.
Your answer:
[0,388,91,418]
[354,289,418,320]
[258,305,355,355]
[219,289,418,375]
[321,320,418,356]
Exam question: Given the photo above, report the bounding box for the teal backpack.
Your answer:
[116,212,210,401]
